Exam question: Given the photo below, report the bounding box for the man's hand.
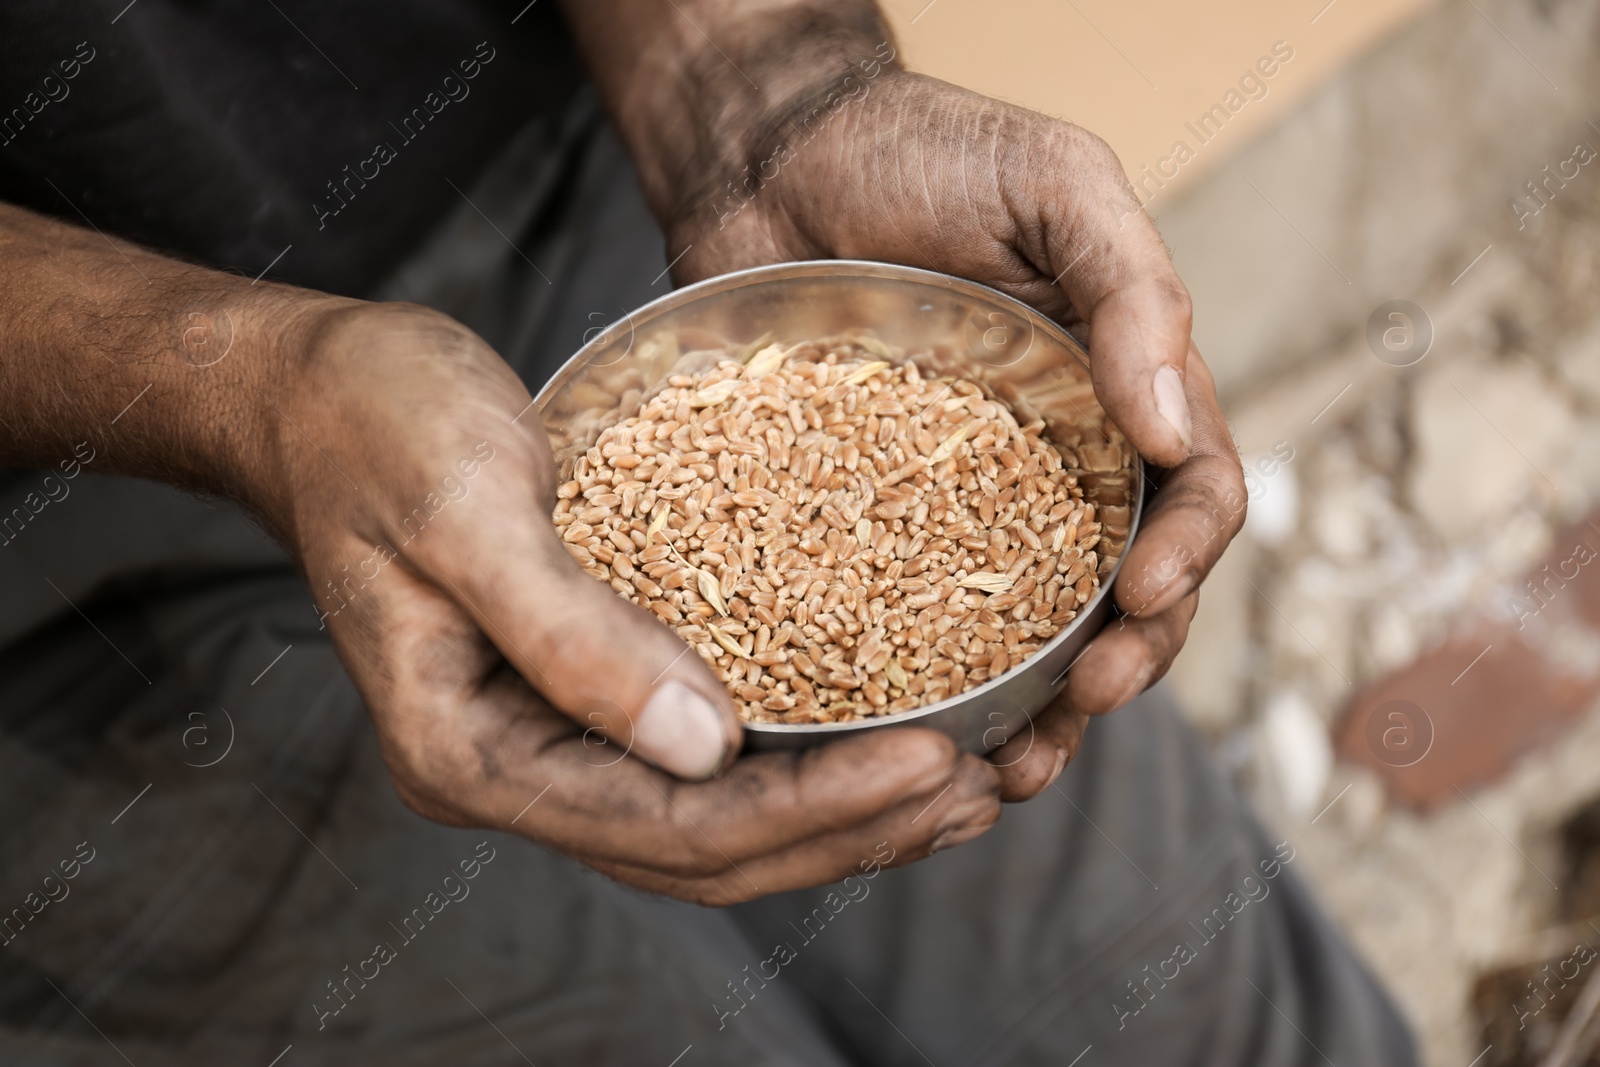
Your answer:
[675,72,1196,465]
[560,9,1248,805]
[0,206,1001,905]
[272,303,1003,902]
[676,73,1246,802]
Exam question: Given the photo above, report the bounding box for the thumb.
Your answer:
[427,509,744,781]
[1045,137,1195,469]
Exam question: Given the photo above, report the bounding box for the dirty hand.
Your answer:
[265,301,1000,903]
[0,188,1003,907]
[666,71,1248,800]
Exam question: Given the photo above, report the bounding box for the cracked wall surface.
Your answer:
[1153,0,1600,1062]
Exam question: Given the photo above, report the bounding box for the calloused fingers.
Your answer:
[987,589,1197,802]
[348,568,996,875]
[578,750,1002,906]
[401,451,747,782]
[1065,590,1199,716]
[979,351,1228,806]
[987,695,1090,803]
[519,725,997,875]
[1114,348,1245,620]
[970,347,1230,802]
[1040,127,1196,469]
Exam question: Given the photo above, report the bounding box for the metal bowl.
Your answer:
[535,260,1144,755]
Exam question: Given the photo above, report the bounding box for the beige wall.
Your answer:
[881,0,1441,205]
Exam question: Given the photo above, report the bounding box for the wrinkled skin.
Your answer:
[273,75,1245,904]
[669,72,1246,803]
[274,302,1007,906]
[0,57,1246,906]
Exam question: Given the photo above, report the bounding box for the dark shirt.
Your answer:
[0,0,584,295]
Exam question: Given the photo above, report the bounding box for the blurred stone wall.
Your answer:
[1160,0,1600,743]
[881,0,1440,207]
[1155,0,1600,1062]
[1163,0,1600,397]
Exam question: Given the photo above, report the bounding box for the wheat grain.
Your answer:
[554,332,1117,724]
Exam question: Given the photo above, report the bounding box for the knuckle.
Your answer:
[685,876,758,908]
[675,847,737,881]
[378,723,441,795]
[385,759,469,827]
[525,610,635,687]
[372,705,474,826]
[975,794,1003,830]
[894,729,963,782]
[951,754,1004,806]
[1144,276,1193,334]
[1162,279,1194,323]
[1058,122,1120,169]
[1152,460,1248,536]
[654,820,739,880]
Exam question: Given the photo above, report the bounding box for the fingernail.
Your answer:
[1153,365,1192,452]
[633,680,728,780]
[1129,568,1196,618]
[1046,746,1069,785]
[1106,660,1156,715]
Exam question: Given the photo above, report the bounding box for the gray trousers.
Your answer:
[0,94,1418,1066]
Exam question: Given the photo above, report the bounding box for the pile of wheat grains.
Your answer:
[553,334,1107,724]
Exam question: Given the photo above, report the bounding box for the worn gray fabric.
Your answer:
[0,92,1418,1065]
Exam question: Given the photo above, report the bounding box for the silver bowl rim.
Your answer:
[534,258,1145,739]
